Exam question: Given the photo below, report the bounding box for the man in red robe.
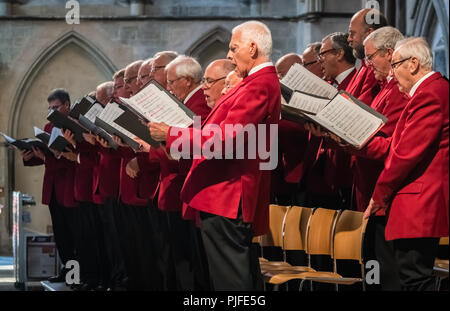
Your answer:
[149,21,280,290]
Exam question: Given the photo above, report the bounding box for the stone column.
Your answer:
[0,0,12,16]
[130,0,145,16]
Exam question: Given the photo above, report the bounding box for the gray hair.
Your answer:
[232,21,273,58]
[322,32,356,65]
[306,42,322,55]
[166,55,203,83]
[364,26,404,51]
[97,81,114,98]
[394,37,433,70]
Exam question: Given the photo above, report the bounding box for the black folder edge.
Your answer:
[78,115,119,150]
[281,90,388,149]
[69,96,97,119]
[35,132,50,145]
[94,117,141,151]
[114,111,161,148]
[47,109,88,142]
[48,136,71,153]
[119,79,196,125]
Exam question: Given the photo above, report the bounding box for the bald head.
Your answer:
[275,53,303,80]
[138,58,153,89]
[348,8,388,59]
[124,60,143,96]
[222,70,243,96]
[96,81,114,106]
[202,59,236,108]
[152,51,179,88]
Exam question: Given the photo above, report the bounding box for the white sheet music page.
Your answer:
[120,83,193,128]
[84,103,104,123]
[287,91,330,115]
[315,93,383,147]
[1,132,15,143]
[97,103,136,139]
[281,63,338,99]
[49,127,63,146]
[34,126,45,137]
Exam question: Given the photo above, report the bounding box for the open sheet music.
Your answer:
[34,126,50,145]
[1,132,49,153]
[281,63,338,99]
[47,109,87,142]
[119,80,195,128]
[286,91,387,148]
[114,108,160,147]
[48,127,71,152]
[94,102,141,151]
[78,115,119,150]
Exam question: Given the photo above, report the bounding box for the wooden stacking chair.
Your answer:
[258,205,292,271]
[262,206,315,274]
[434,237,449,291]
[266,209,368,291]
[263,208,339,289]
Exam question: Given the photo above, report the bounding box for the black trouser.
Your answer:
[147,204,177,290]
[363,216,400,291]
[48,194,77,271]
[74,202,101,285]
[166,211,198,291]
[393,237,440,291]
[128,204,160,290]
[199,209,263,291]
[96,198,128,288]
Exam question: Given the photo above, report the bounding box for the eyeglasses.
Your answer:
[317,48,337,60]
[303,60,318,67]
[48,104,62,111]
[390,57,412,70]
[167,76,186,85]
[202,76,226,87]
[124,76,137,84]
[365,49,384,64]
[151,65,166,73]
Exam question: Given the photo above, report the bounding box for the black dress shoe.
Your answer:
[73,283,96,291]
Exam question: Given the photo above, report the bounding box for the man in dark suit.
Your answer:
[365,37,449,291]
[21,89,78,283]
[149,21,281,290]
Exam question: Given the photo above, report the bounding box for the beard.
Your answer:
[353,44,366,60]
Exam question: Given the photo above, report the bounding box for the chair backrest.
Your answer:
[332,210,368,263]
[252,236,262,244]
[306,208,339,255]
[260,205,290,247]
[283,206,312,251]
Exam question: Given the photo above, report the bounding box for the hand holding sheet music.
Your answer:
[303,92,387,148]
[119,81,195,128]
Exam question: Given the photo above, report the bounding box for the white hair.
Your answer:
[364,26,404,50]
[232,21,272,58]
[394,37,433,70]
[166,55,203,83]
